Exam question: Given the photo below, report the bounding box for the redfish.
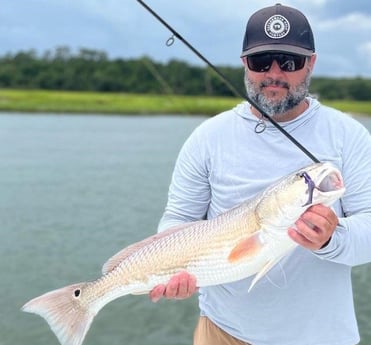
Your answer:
[22,162,345,345]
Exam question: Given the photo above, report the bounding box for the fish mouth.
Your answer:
[301,164,345,206]
[315,166,345,193]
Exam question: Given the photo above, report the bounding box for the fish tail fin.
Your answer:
[22,283,96,345]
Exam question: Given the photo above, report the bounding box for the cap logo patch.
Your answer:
[264,15,290,39]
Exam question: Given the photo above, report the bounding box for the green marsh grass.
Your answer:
[0,89,370,116]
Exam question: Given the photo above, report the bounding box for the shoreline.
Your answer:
[0,89,370,117]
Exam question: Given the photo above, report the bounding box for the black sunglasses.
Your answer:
[246,53,308,72]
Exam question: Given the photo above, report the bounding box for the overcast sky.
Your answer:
[2,0,371,77]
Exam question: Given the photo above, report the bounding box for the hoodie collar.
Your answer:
[233,97,320,130]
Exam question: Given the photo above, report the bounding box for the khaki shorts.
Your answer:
[193,316,251,345]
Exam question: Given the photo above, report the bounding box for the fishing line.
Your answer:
[264,262,288,290]
[136,0,320,164]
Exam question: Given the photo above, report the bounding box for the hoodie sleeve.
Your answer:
[314,123,371,266]
[157,126,211,233]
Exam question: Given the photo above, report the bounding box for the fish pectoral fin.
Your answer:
[248,256,284,292]
[228,231,265,263]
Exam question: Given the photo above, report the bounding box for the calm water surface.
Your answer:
[1,112,370,345]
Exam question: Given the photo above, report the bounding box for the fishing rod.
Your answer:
[136,0,320,164]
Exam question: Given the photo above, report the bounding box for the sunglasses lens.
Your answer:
[246,54,272,72]
[247,53,307,72]
[278,54,306,71]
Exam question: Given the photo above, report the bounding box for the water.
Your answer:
[0,112,370,345]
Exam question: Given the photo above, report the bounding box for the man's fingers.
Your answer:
[164,275,182,298]
[176,271,198,298]
[288,226,315,249]
[149,284,166,303]
[176,272,190,297]
[149,271,198,302]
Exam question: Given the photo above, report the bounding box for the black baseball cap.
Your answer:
[241,3,315,57]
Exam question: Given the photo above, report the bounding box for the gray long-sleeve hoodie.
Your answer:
[158,98,371,345]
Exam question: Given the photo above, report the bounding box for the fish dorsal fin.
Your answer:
[228,230,265,263]
[102,221,199,275]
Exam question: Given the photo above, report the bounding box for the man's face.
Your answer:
[243,53,316,119]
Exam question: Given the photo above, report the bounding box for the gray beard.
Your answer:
[244,69,311,118]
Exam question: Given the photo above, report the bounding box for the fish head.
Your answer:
[258,162,345,228]
[294,162,345,207]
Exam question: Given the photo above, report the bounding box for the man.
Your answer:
[150,4,371,345]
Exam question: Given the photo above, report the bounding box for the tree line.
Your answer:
[1,46,371,100]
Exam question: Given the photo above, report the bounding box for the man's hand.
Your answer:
[149,271,198,303]
[288,204,339,250]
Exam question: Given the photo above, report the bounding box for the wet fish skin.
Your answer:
[22,162,345,345]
